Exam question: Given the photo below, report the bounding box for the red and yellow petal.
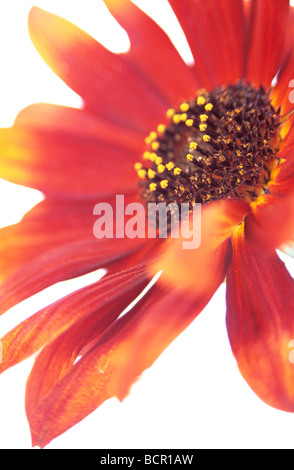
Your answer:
[245,193,294,251]
[26,272,220,448]
[246,0,289,88]
[226,227,294,412]
[0,104,142,197]
[28,7,168,133]
[168,0,245,89]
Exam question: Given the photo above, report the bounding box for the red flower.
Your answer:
[1,0,294,447]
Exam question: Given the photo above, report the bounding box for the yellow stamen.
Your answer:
[160,179,169,189]
[155,156,163,165]
[203,134,211,142]
[157,164,165,173]
[189,142,198,150]
[200,114,208,122]
[166,108,175,119]
[199,123,207,132]
[185,119,194,127]
[134,162,143,171]
[174,167,181,175]
[186,153,194,162]
[180,102,190,112]
[197,96,206,106]
[148,169,156,179]
[157,124,166,134]
[151,141,160,151]
[137,169,146,179]
[166,161,175,171]
[205,103,213,111]
[149,183,157,192]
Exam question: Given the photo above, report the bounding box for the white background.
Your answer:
[1,0,294,450]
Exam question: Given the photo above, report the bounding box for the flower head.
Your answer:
[1,0,294,448]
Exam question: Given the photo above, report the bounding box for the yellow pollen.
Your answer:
[137,169,146,179]
[155,156,163,165]
[199,123,207,132]
[189,141,198,150]
[166,108,175,119]
[148,169,156,179]
[157,164,165,173]
[149,152,157,162]
[203,134,211,142]
[157,124,166,134]
[151,141,160,151]
[173,114,181,124]
[149,131,157,141]
[160,179,169,189]
[205,103,213,111]
[174,167,181,175]
[197,96,206,106]
[186,153,194,162]
[143,151,151,160]
[180,113,188,121]
[200,114,208,122]
[134,162,143,171]
[166,161,175,171]
[180,102,190,112]
[149,183,157,192]
[185,119,194,127]
[145,137,151,145]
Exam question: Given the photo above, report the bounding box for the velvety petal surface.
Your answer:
[168,0,245,89]
[226,228,294,412]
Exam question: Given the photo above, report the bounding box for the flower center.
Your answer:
[135,81,282,206]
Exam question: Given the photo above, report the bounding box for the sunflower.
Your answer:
[1,0,294,448]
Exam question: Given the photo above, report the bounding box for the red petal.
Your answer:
[103,0,199,105]
[0,264,151,374]
[28,7,168,133]
[26,273,221,448]
[0,195,154,314]
[168,0,245,89]
[226,228,294,412]
[0,104,141,197]
[271,7,294,114]
[246,0,289,87]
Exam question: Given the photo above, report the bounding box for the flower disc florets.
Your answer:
[135,81,282,207]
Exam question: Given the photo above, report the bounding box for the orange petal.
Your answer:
[226,227,294,412]
[153,199,249,291]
